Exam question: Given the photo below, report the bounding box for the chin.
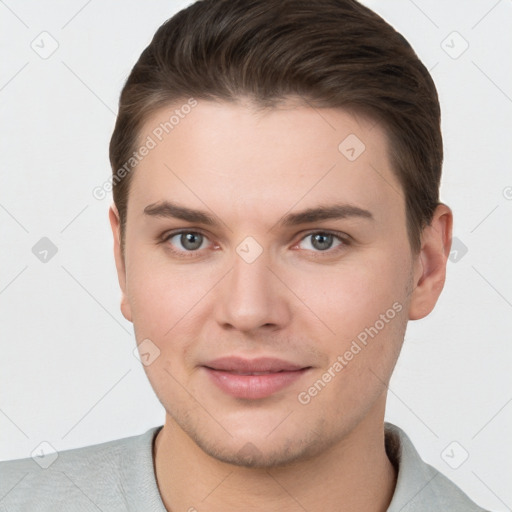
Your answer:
[198,437,320,468]
[183,418,330,469]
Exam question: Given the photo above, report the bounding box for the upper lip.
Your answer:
[203,356,308,373]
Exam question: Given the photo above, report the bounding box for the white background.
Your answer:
[0,1,511,510]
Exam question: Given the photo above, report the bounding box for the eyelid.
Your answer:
[288,230,352,261]
[160,228,211,244]
[293,229,351,246]
[159,228,351,257]
[160,229,216,258]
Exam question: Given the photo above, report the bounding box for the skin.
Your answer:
[109,98,452,512]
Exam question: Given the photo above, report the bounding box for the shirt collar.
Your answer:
[129,423,484,511]
[384,422,485,511]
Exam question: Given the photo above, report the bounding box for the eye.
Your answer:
[166,231,210,252]
[297,232,346,252]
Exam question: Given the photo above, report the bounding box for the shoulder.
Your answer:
[385,423,490,512]
[0,426,164,512]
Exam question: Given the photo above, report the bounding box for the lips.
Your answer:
[205,356,306,373]
[203,356,310,399]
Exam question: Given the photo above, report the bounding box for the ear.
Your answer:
[408,203,453,320]
[109,203,132,323]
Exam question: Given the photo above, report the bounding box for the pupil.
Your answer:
[312,233,332,251]
[181,233,202,250]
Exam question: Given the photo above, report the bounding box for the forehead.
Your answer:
[129,99,404,228]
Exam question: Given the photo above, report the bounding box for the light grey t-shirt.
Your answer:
[0,423,488,511]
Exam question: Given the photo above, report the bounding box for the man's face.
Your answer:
[112,99,422,467]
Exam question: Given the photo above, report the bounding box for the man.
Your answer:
[0,0,490,510]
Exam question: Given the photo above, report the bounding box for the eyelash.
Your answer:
[159,229,351,259]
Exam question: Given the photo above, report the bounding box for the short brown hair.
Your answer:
[109,0,442,255]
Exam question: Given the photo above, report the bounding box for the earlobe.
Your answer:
[108,203,132,323]
[408,204,453,321]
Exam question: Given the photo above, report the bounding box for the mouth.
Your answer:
[202,356,311,399]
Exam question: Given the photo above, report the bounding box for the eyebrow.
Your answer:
[144,201,217,225]
[143,201,374,227]
[278,204,374,226]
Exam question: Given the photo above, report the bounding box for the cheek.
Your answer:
[126,256,210,397]
[125,250,224,376]
[286,250,410,345]
[126,248,202,334]
[291,256,410,424]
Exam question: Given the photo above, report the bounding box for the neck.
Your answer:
[153,401,396,512]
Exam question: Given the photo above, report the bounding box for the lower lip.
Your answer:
[203,367,309,399]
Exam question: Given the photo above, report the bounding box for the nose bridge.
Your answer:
[215,243,289,331]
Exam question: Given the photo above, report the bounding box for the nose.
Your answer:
[214,249,292,333]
